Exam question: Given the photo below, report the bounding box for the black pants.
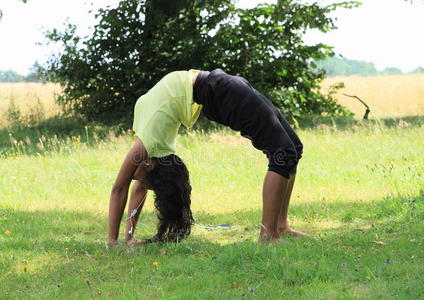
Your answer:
[193,69,303,179]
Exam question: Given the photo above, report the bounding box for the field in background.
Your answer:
[0,83,62,127]
[1,74,424,127]
[322,74,424,118]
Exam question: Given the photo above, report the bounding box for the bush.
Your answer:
[4,98,23,129]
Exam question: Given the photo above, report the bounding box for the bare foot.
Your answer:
[258,235,281,245]
[278,227,310,237]
[258,227,282,245]
[107,239,119,249]
[126,238,149,245]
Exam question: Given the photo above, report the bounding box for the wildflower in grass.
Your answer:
[152,261,159,268]
[21,265,28,272]
[4,230,11,235]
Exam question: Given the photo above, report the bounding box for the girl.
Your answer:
[108,69,305,246]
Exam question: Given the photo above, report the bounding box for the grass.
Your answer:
[0,83,62,127]
[1,120,423,299]
[1,77,423,298]
[322,74,424,119]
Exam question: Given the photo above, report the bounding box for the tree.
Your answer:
[316,57,353,77]
[380,67,402,75]
[42,0,359,125]
[25,61,44,82]
[410,66,424,74]
[317,56,405,77]
[0,70,26,82]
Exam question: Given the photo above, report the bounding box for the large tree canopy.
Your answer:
[43,0,359,125]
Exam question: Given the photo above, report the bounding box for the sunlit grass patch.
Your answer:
[1,122,423,299]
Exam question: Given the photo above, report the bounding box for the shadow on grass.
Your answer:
[1,189,422,253]
[0,115,128,157]
[2,113,423,157]
[0,114,222,157]
[1,190,423,298]
[194,189,424,237]
[297,114,424,130]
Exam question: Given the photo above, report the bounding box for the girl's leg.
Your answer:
[259,120,299,242]
[266,104,305,236]
[277,174,309,237]
[260,170,289,242]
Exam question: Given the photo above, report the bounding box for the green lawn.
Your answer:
[1,122,423,299]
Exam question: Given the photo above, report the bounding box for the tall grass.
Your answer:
[322,74,424,118]
[0,83,62,127]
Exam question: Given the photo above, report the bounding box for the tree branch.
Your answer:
[343,93,371,120]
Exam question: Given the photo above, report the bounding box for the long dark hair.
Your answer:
[145,154,194,243]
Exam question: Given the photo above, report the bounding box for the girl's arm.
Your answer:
[108,138,147,245]
[124,180,148,242]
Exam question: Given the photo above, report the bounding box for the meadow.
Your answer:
[0,77,423,299]
[1,73,424,124]
[0,82,61,128]
[321,74,424,119]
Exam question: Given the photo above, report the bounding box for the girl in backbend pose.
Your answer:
[108,69,305,245]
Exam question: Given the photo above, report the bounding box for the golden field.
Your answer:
[322,74,424,118]
[0,74,423,126]
[0,82,62,126]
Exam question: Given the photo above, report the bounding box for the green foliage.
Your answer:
[43,0,235,123]
[270,82,352,123]
[25,61,45,82]
[204,2,355,122]
[42,0,357,125]
[0,63,44,82]
[316,57,378,76]
[380,67,403,75]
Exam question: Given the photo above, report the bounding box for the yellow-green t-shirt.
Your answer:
[132,70,202,158]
